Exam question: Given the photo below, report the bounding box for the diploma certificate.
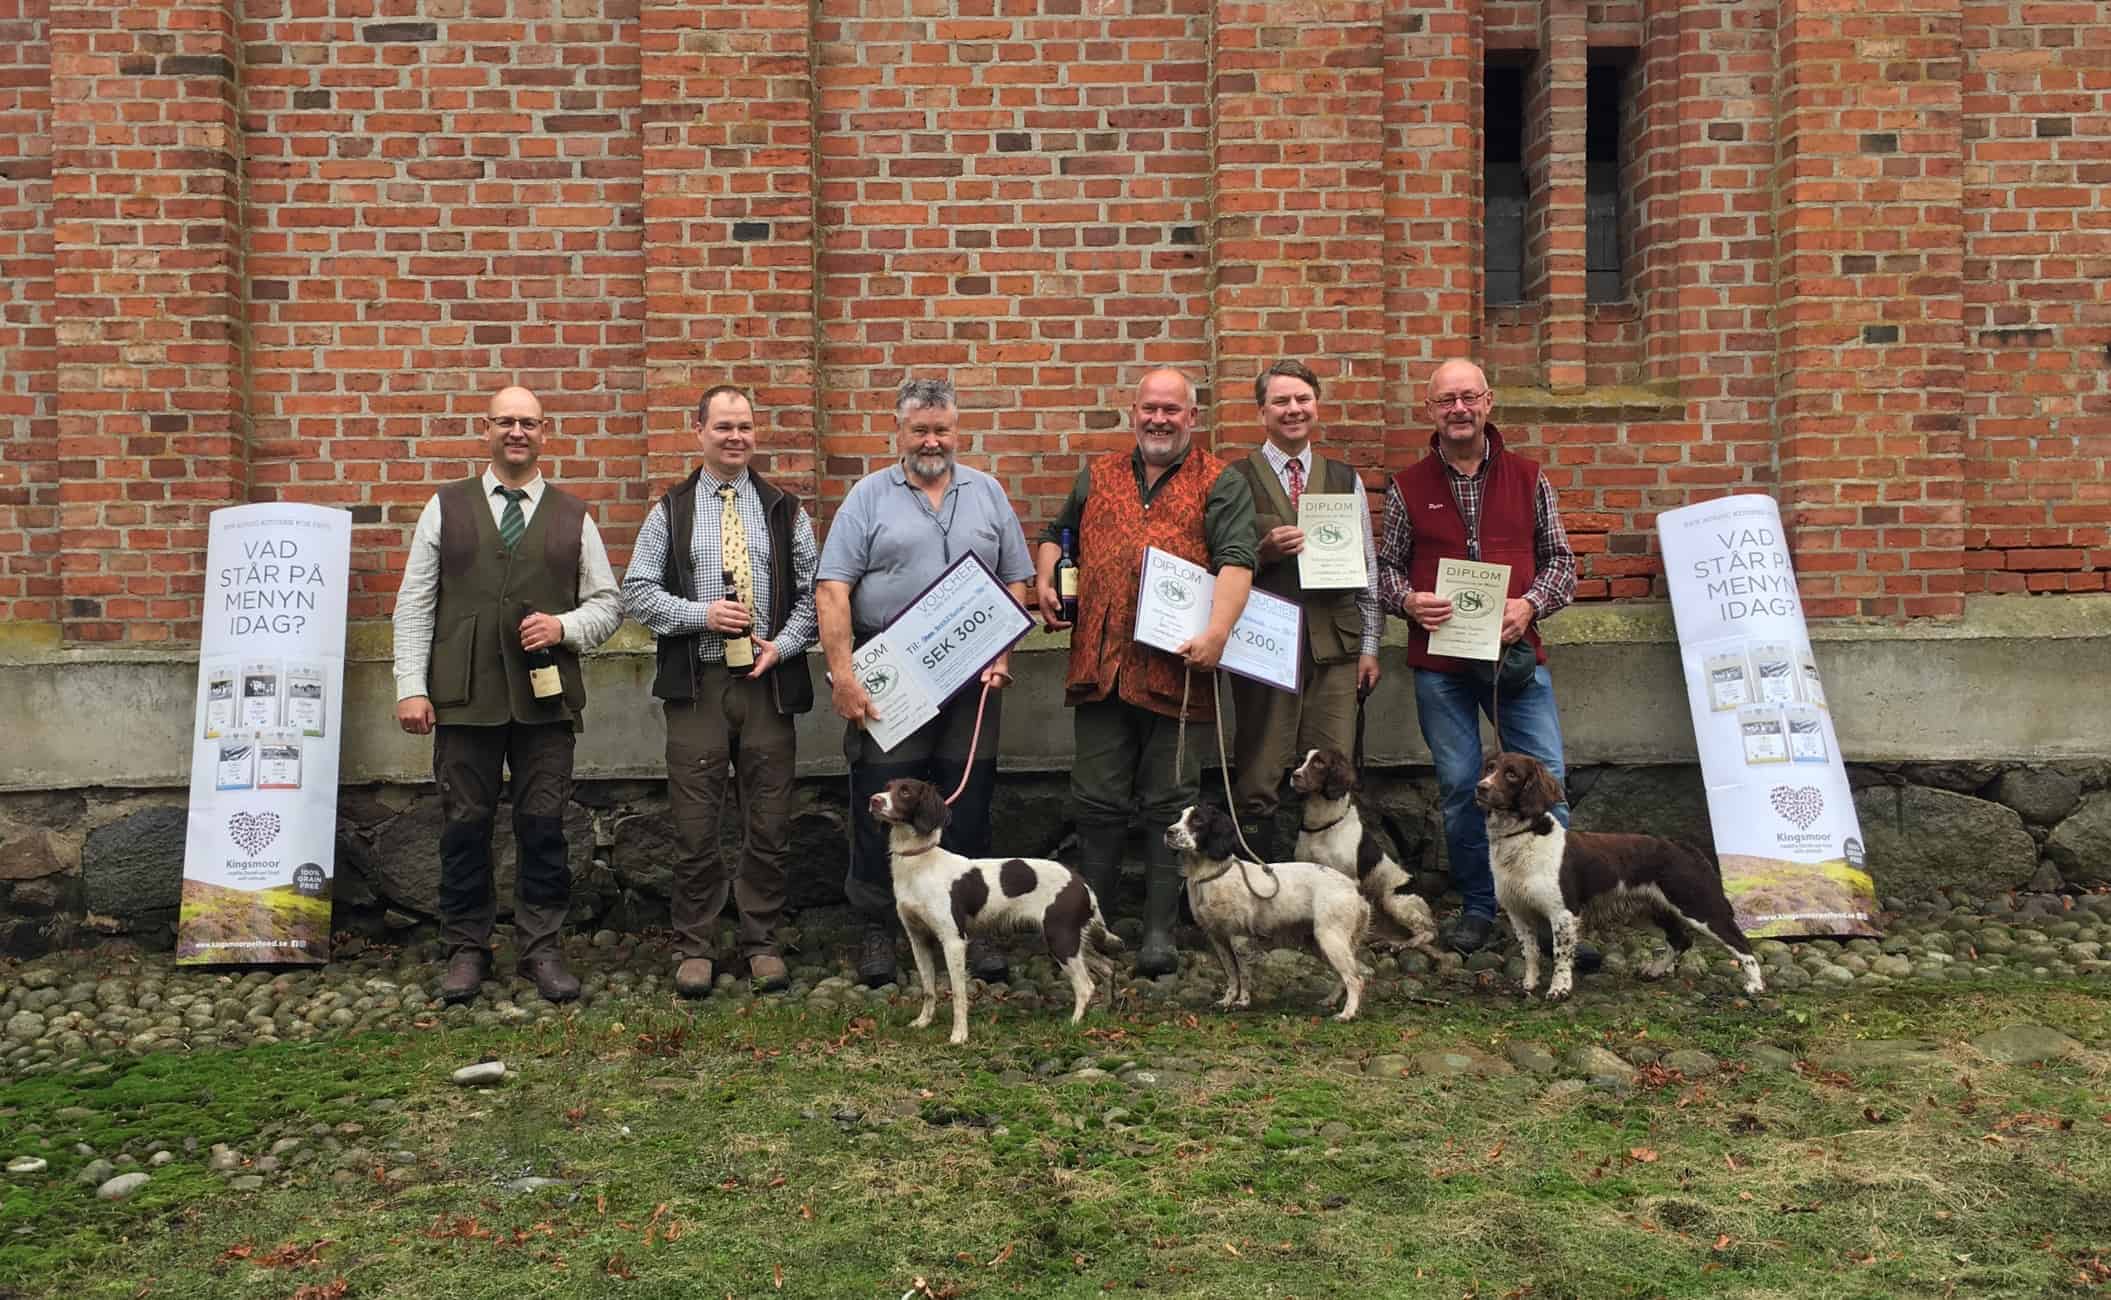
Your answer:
[1425,558,1510,661]
[1295,492,1367,590]
[854,553,1034,752]
[1132,547,1302,693]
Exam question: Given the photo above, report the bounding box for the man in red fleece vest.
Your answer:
[1375,359,1592,966]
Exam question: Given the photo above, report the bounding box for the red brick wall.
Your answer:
[0,0,55,627]
[242,2,647,623]
[813,2,1211,528]
[1961,1,2111,593]
[6,0,2109,642]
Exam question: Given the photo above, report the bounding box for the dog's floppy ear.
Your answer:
[906,780,951,837]
[1320,750,1357,801]
[1196,805,1241,861]
[1514,757,1564,825]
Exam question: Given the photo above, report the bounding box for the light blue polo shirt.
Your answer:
[818,461,1035,639]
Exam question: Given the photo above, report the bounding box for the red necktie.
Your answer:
[1285,457,1304,509]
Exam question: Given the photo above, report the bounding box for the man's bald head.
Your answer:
[484,385,547,483]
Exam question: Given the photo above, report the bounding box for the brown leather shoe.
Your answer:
[516,951,581,1003]
[748,953,789,993]
[439,950,490,1005]
[674,957,716,999]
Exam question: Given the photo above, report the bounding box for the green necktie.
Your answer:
[496,486,527,550]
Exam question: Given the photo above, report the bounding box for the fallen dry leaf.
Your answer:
[1630,1147,1660,1163]
[774,1261,784,1289]
[289,1282,348,1300]
[987,1243,1015,1267]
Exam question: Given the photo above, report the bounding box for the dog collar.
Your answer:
[1300,810,1350,835]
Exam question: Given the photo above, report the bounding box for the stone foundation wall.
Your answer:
[5,759,2107,960]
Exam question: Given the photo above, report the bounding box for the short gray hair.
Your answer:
[895,377,957,418]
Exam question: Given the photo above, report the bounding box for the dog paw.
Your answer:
[1330,1008,1358,1023]
[1232,995,1253,1010]
[910,1012,934,1030]
[1638,956,1675,981]
[947,1030,968,1046]
[1545,983,1573,1002]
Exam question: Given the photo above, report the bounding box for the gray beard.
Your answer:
[907,451,953,482]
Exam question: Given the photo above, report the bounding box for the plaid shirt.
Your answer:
[621,468,820,663]
[1375,431,1577,620]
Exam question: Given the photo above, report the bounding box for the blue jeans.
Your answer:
[1413,665,1571,920]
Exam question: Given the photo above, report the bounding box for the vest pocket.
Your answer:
[429,614,477,707]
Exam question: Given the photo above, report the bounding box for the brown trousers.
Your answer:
[433,721,576,958]
[665,666,797,963]
[1229,650,1359,822]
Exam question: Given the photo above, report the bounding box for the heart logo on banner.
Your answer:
[228,811,283,856]
[1768,786,1823,830]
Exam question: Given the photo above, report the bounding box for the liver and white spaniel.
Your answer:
[1288,747,1441,956]
[1474,752,1764,1001]
[868,777,1121,1045]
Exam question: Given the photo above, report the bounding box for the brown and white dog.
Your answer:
[1164,803,1371,1020]
[1288,748,1441,957]
[868,778,1122,1045]
[1474,751,1764,1000]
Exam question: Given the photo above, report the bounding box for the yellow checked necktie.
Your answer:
[718,483,753,614]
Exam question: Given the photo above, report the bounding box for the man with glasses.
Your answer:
[1375,360,1590,964]
[818,377,1034,989]
[392,385,622,1005]
[623,385,819,998]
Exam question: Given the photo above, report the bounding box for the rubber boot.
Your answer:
[1135,829,1184,978]
[1071,821,1127,920]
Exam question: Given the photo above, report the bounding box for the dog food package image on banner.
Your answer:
[1657,495,1877,939]
[176,504,352,966]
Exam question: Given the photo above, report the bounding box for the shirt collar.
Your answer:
[1260,441,1311,478]
[482,467,544,501]
[700,466,751,495]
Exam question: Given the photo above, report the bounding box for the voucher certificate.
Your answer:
[1425,558,1510,661]
[854,552,1035,753]
[1295,493,1368,590]
[1132,547,1302,693]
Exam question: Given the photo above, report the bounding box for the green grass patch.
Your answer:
[3,982,2107,1299]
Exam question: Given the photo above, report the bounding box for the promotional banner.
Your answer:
[1657,494,1878,938]
[176,503,352,964]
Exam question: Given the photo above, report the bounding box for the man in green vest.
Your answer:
[1228,359,1383,858]
[391,385,622,1006]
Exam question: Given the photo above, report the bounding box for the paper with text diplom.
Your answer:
[1294,492,1367,590]
[855,552,1034,752]
[1132,547,1302,693]
[1425,558,1510,661]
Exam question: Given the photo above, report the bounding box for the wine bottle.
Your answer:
[518,602,563,700]
[1055,526,1081,623]
[722,568,756,675]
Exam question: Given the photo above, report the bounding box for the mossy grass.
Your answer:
[3,980,2106,1298]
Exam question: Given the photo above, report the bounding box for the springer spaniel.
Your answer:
[1164,803,1371,1020]
[1474,752,1765,1001]
[1288,748,1442,957]
[868,778,1121,1045]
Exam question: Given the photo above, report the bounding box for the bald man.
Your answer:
[1033,368,1258,977]
[1375,360,1582,961]
[391,385,622,1006]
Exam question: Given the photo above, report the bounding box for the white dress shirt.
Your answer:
[1260,440,1383,658]
[391,468,623,702]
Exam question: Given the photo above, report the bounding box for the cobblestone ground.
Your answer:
[4,891,2108,1221]
[6,891,2106,1081]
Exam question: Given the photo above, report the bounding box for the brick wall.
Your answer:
[1961,1,2111,594]
[2,0,2107,643]
[0,0,55,628]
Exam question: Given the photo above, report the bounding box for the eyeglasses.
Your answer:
[1428,391,1489,410]
[488,416,544,431]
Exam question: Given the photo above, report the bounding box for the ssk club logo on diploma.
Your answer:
[176,504,352,966]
